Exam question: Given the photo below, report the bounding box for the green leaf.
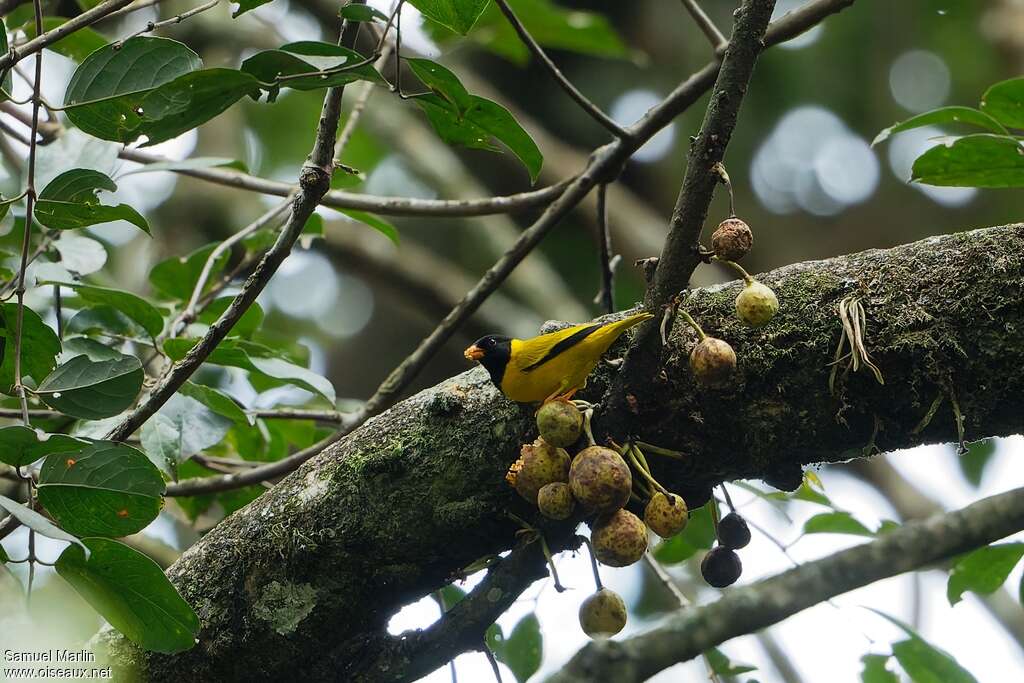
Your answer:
[911,134,1024,188]
[35,169,150,234]
[38,441,165,537]
[0,426,87,467]
[861,654,899,683]
[119,157,247,177]
[240,42,384,98]
[140,393,233,476]
[869,609,979,683]
[872,106,1010,146]
[0,19,12,102]
[408,0,488,34]
[54,232,108,275]
[56,538,199,653]
[654,503,715,564]
[61,336,124,362]
[705,647,757,676]
[0,493,88,554]
[467,0,630,64]
[179,382,251,425]
[407,58,473,114]
[415,93,543,183]
[947,543,1024,606]
[340,4,389,22]
[149,242,229,301]
[437,584,467,611]
[334,209,399,244]
[46,281,164,338]
[232,0,273,18]
[196,298,264,338]
[494,612,542,683]
[21,17,108,62]
[957,439,996,487]
[981,77,1024,129]
[164,338,336,404]
[803,511,874,537]
[37,353,144,420]
[67,306,143,338]
[64,38,258,145]
[0,303,62,392]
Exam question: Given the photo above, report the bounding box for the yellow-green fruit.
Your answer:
[569,446,632,514]
[689,337,736,388]
[711,217,753,261]
[509,438,570,504]
[735,280,779,327]
[536,401,583,448]
[644,492,689,538]
[538,482,576,520]
[579,588,627,638]
[591,509,648,567]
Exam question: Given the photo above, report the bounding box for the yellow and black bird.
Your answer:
[464,312,653,403]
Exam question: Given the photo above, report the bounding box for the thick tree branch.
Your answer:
[549,484,1024,683]
[97,224,1024,680]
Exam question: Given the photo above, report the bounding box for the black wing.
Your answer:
[521,324,602,372]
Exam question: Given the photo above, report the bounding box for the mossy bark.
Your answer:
[99,224,1024,681]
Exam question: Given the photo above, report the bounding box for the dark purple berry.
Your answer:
[717,512,751,549]
[700,547,742,588]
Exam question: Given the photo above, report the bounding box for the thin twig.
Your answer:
[593,183,615,313]
[114,0,221,47]
[680,0,728,52]
[491,0,630,139]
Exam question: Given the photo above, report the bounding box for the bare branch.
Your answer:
[549,485,1024,682]
[681,0,728,51]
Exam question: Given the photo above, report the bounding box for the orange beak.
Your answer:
[464,344,484,362]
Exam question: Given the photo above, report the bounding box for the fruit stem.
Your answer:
[711,161,736,218]
[676,308,707,341]
[627,446,670,496]
[635,441,687,460]
[577,534,604,591]
[538,533,566,592]
[581,407,596,446]
[709,495,722,543]
[714,256,754,284]
[719,483,737,512]
[632,445,653,476]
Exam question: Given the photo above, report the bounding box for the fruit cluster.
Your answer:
[700,511,751,587]
[507,401,694,639]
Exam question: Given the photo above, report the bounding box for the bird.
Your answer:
[463,311,653,403]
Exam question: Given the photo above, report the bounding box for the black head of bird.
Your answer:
[464,334,512,387]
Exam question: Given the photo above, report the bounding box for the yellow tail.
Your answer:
[602,311,654,337]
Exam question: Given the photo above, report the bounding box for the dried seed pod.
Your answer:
[569,446,632,514]
[508,438,570,504]
[591,509,648,567]
[735,280,779,327]
[689,337,737,388]
[536,401,583,448]
[717,512,751,549]
[700,546,743,587]
[538,482,576,520]
[644,492,689,538]
[712,217,753,261]
[579,588,627,638]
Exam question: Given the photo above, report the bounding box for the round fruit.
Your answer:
[508,438,570,504]
[711,217,753,261]
[700,546,742,587]
[735,280,779,327]
[717,512,751,549]
[689,337,737,388]
[579,588,627,638]
[569,446,632,514]
[644,492,689,538]
[591,509,648,567]
[536,401,583,448]
[537,482,575,520]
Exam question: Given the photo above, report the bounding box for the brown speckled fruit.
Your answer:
[712,217,753,261]
[717,512,751,549]
[509,438,570,504]
[538,482,576,520]
[591,509,648,567]
[579,588,627,638]
[700,546,743,587]
[735,280,779,327]
[569,446,632,514]
[689,337,736,388]
[644,492,689,538]
[536,401,583,448]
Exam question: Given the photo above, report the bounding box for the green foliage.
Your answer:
[654,503,715,564]
[876,76,1024,188]
[408,0,489,34]
[870,610,979,683]
[37,353,144,419]
[140,394,233,476]
[46,281,164,338]
[947,543,1024,606]
[705,647,757,675]
[241,42,384,100]
[339,4,389,22]
[957,439,996,487]
[0,493,88,553]
[37,441,165,537]
[149,242,229,301]
[34,169,150,234]
[0,303,62,391]
[0,426,86,467]
[56,538,200,653]
[490,612,542,683]
[20,17,107,62]
[860,654,900,683]
[802,511,875,537]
